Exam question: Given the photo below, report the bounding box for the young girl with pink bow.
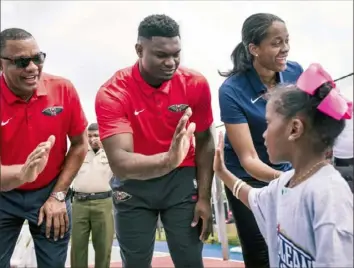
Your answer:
[214,63,353,267]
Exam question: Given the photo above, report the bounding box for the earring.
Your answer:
[255,54,259,57]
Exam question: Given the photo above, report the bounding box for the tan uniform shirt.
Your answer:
[72,148,113,193]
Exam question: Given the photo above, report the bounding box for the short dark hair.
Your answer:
[270,83,345,154]
[220,13,284,77]
[138,14,180,39]
[0,28,33,54]
[88,123,98,131]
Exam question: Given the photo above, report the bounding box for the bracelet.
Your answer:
[232,180,242,196]
[235,181,246,199]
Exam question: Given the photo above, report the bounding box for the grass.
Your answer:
[155,225,240,246]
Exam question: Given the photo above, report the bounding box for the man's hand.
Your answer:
[191,198,213,242]
[20,135,56,183]
[91,137,102,149]
[38,197,69,241]
[167,108,196,168]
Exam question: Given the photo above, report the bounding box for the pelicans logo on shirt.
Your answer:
[168,104,189,113]
[42,106,63,116]
[277,225,314,268]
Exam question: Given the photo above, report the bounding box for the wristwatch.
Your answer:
[50,191,67,202]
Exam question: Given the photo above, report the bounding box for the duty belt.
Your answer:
[74,191,112,201]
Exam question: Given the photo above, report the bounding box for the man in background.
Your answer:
[0,28,88,267]
[71,123,114,268]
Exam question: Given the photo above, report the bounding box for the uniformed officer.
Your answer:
[70,123,114,268]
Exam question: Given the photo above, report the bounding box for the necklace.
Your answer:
[288,160,329,188]
[260,75,277,90]
[262,81,276,91]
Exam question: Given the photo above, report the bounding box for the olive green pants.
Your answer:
[70,198,114,268]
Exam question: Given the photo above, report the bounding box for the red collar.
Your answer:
[132,61,171,96]
[0,74,47,104]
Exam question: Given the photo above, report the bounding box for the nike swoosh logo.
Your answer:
[1,118,12,126]
[134,109,145,116]
[251,95,263,104]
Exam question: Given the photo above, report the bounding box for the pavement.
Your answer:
[11,225,244,267]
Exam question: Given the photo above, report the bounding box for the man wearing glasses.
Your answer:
[0,28,88,267]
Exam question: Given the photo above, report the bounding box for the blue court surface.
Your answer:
[112,240,244,261]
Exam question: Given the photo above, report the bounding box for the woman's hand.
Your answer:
[213,131,227,176]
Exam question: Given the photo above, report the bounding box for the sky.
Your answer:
[1,0,353,126]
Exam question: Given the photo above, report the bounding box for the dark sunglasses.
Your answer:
[0,52,46,68]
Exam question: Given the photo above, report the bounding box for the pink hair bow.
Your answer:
[296,63,352,120]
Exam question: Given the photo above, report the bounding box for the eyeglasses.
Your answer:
[0,52,46,68]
